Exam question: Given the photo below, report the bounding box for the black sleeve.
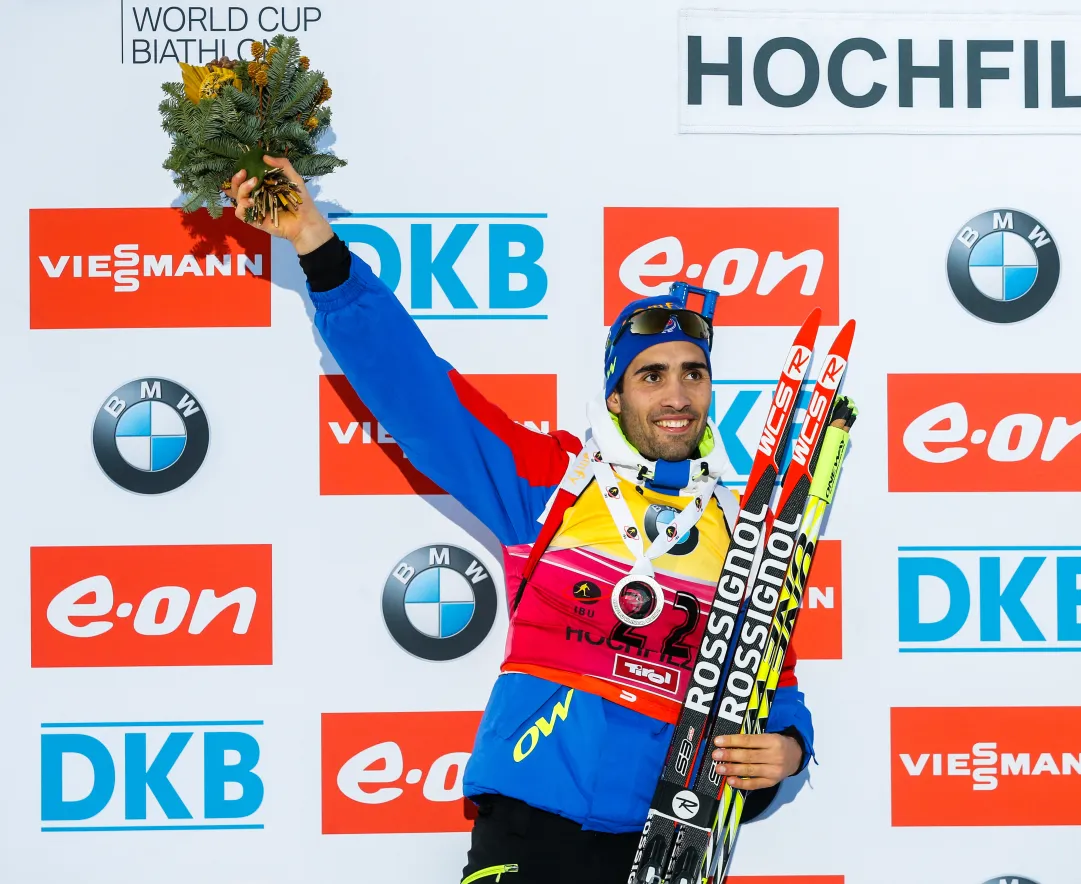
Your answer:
[298,234,352,292]
[740,726,807,823]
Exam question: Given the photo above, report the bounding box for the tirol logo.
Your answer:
[29,208,270,329]
[614,654,681,695]
[41,720,264,831]
[887,374,1081,492]
[603,207,839,327]
[94,378,210,495]
[947,210,1060,323]
[891,706,1081,826]
[329,213,548,320]
[679,10,1081,134]
[30,544,272,668]
[382,546,498,661]
[121,5,325,64]
[320,373,557,495]
[898,545,1081,654]
[322,711,481,834]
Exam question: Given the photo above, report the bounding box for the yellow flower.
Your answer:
[299,56,310,71]
[251,41,264,58]
[248,61,260,78]
[179,61,237,104]
[267,46,278,58]
[254,69,268,87]
[305,116,318,129]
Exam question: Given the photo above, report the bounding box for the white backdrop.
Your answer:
[3,1,1080,883]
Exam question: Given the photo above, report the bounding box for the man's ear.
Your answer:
[606,390,622,415]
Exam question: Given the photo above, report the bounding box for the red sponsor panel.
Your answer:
[891,706,1081,826]
[603,208,839,327]
[792,539,842,660]
[322,711,483,834]
[320,373,558,495]
[30,544,272,667]
[887,373,1081,492]
[728,878,844,883]
[29,207,271,329]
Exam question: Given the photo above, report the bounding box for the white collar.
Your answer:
[585,395,733,496]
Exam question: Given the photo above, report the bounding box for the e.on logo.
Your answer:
[320,373,558,495]
[603,207,839,326]
[791,538,842,660]
[321,711,482,834]
[29,208,270,329]
[891,706,1081,826]
[30,545,272,667]
[888,374,1081,492]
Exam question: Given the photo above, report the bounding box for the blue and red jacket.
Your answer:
[304,242,814,834]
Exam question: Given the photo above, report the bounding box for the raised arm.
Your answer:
[226,158,579,545]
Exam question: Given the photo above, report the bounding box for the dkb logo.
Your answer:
[897,545,1081,652]
[329,213,548,320]
[40,720,264,831]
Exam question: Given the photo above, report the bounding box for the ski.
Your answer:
[706,394,857,884]
[629,316,855,884]
[627,307,821,884]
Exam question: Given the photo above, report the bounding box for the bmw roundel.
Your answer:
[643,504,699,556]
[947,209,1060,323]
[93,378,209,494]
[382,545,497,661]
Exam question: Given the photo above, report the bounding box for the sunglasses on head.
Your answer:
[610,308,713,349]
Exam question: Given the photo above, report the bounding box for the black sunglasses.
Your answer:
[610,308,713,349]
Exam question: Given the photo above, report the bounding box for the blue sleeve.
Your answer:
[766,685,815,773]
[307,253,578,546]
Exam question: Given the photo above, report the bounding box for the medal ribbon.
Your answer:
[590,457,717,577]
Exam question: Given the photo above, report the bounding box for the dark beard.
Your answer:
[618,409,705,462]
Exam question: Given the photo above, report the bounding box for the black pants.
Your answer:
[461,795,640,884]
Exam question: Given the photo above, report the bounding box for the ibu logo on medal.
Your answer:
[947,209,1060,324]
[382,545,497,661]
[92,378,209,495]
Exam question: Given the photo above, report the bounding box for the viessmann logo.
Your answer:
[30,544,272,667]
[320,373,558,495]
[891,707,1081,826]
[887,374,1081,492]
[603,207,839,327]
[322,711,482,834]
[29,208,270,329]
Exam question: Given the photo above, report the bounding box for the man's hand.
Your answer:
[223,155,335,255]
[711,733,803,790]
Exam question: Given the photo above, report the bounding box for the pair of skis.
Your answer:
[627,307,856,884]
[706,393,857,882]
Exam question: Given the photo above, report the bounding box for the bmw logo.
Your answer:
[93,378,209,494]
[382,545,497,661]
[947,209,1060,323]
[643,504,699,556]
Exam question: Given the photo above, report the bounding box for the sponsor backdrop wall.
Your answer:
[2,0,1078,883]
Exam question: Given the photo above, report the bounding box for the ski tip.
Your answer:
[793,306,823,346]
[830,317,857,352]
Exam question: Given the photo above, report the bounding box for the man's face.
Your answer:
[606,340,712,462]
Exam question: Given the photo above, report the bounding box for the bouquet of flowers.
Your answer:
[159,34,346,226]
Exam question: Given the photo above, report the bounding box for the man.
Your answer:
[225,159,812,884]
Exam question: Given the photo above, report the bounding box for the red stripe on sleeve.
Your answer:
[778,643,799,688]
[448,371,581,487]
